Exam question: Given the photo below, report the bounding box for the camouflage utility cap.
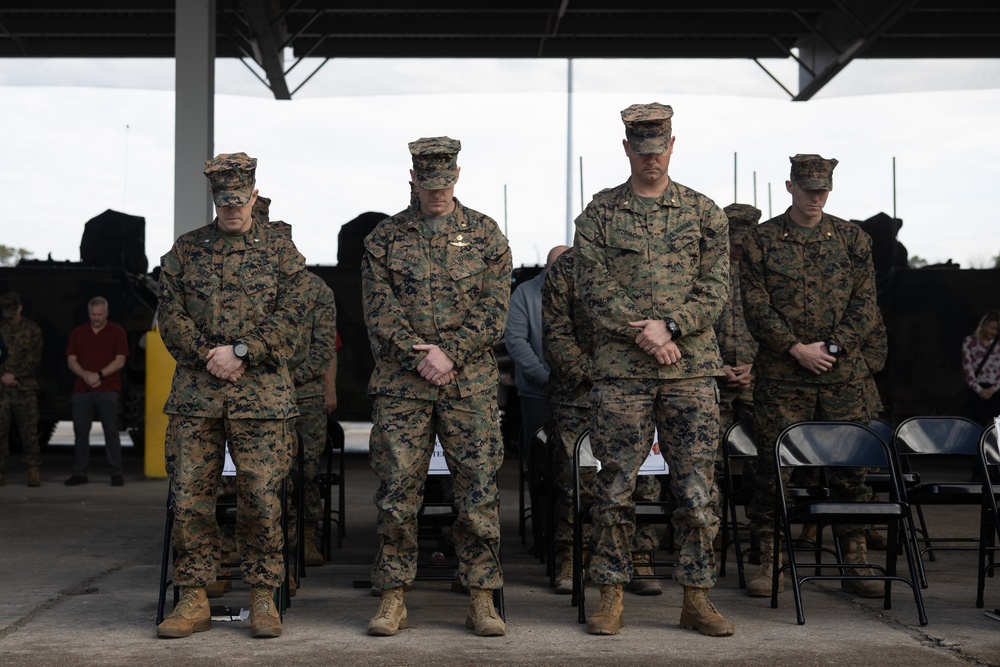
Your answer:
[409,136,461,190]
[789,154,838,191]
[723,203,761,245]
[204,152,257,207]
[621,103,673,155]
[0,291,20,309]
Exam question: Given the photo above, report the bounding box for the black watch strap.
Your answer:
[664,318,681,339]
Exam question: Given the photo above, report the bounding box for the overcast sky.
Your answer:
[2,57,999,270]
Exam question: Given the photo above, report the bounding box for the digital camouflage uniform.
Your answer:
[363,189,512,592]
[289,271,338,526]
[715,204,760,439]
[740,198,878,540]
[158,191,308,588]
[542,249,662,558]
[574,173,730,590]
[0,304,43,473]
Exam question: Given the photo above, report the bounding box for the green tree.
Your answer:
[0,245,33,267]
[908,255,928,269]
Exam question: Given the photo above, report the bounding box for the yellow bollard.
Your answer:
[144,328,175,479]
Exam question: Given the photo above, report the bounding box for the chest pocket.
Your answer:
[388,248,429,281]
[445,253,487,281]
[241,266,278,296]
[661,223,703,273]
[182,265,219,297]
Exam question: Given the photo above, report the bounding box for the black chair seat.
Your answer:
[909,483,985,502]
[788,501,906,524]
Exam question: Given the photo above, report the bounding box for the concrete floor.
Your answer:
[1,446,999,667]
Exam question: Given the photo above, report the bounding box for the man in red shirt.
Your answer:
[65,296,129,486]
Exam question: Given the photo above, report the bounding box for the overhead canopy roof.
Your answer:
[1,0,998,100]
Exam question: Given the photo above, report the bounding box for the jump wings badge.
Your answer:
[449,234,470,247]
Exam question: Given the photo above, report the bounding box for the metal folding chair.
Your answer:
[773,421,927,626]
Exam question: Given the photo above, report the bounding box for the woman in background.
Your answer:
[962,310,1000,428]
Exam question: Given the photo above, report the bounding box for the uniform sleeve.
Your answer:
[157,244,215,364]
[573,206,644,342]
[739,228,801,355]
[542,258,591,387]
[861,308,887,374]
[436,221,513,368]
[669,204,730,338]
[361,229,428,371]
[241,243,309,366]
[293,279,338,385]
[830,230,876,354]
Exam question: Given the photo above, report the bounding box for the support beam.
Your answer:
[793,0,918,101]
[174,0,215,239]
[240,0,291,99]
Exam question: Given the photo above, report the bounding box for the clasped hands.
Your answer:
[206,345,245,383]
[630,319,681,365]
[414,344,457,386]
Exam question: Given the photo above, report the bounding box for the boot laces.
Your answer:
[252,587,273,612]
[472,592,497,619]
[597,586,620,613]
[374,591,402,619]
[176,588,200,610]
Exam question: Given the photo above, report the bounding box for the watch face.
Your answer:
[234,343,248,358]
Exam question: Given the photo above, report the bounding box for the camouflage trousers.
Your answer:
[165,415,295,588]
[369,386,503,591]
[290,395,326,525]
[588,376,721,589]
[747,379,872,540]
[550,402,661,555]
[0,388,40,471]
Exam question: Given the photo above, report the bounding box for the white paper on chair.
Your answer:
[223,444,236,477]
[639,429,669,475]
[429,436,450,475]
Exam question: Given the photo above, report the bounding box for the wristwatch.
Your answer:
[826,341,843,358]
[233,341,249,360]
[663,318,681,339]
[97,370,104,379]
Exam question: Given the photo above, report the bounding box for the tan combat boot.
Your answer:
[303,524,324,567]
[368,587,408,636]
[625,551,663,596]
[156,586,211,638]
[205,564,232,598]
[466,588,506,636]
[795,523,818,545]
[747,537,784,597]
[554,551,574,594]
[249,585,282,638]
[840,532,885,598]
[680,586,735,636]
[866,528,889,550]
[26,467,40,487]
[587,584,624,635]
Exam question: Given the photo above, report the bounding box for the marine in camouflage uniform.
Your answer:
[363,137,511,638]
[740,154,883,599]
[156,153,308,639]
[574,103,733,637]
[715,204,760,438]
[542,248,664,596]
[288,267,338,565]
[0,291,43,486]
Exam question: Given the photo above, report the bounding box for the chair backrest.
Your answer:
[531,426,547,449]
[326,417,345,454]
[776,421,891,470]
[893,416,983,457]
[980,424,1000,469]
[869,417,894,444]
[723,420,757,458]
